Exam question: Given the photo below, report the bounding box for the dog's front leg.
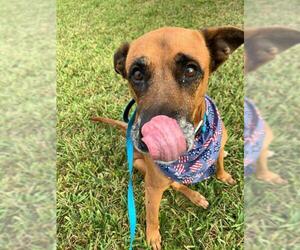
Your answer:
[171,182,209,208]
[216,124,236,185]
[216,147,236,185]
[255,124,287,184]
[256,147,287,184]
[145,183,164,250]
[144,157,171,250]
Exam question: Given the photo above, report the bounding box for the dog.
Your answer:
[93,26,244,249]
[244,27,300,184]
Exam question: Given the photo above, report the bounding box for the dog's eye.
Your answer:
[132,69,144,81]
[184,64,197,78]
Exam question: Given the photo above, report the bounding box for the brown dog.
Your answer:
[93,27,243,249]
[245,27,300,184]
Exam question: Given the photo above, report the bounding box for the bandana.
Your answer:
[156,95,223,185]
[244,98,266,175]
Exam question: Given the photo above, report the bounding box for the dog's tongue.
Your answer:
[141,115,187,162]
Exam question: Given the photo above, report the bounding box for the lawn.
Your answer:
[57,0,244,249]
[245,47,300,249]
[0,1,55,249]
[245,0,300,249]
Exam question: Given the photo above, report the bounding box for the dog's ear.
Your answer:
[113,42,130,78]
[245,27,300,72]
[201,27,244,72]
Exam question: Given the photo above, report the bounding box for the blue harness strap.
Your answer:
[124,100,137,250]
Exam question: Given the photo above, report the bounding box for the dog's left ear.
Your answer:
[201,27,244,72]
[113,42,130,78]
[245,27,300,72]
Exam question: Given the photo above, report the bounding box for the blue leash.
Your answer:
[124,99,136,250]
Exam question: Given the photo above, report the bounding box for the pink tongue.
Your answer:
[141,115,187,162]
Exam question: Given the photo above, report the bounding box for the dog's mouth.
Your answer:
[131,115,194,163]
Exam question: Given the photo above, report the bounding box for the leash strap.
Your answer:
[126,107,137,250]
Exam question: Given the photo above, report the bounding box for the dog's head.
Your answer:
[245,27,300,73]
[114,27,243,159]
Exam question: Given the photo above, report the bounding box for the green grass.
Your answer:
[245,47,300,249]
[0,0,56,249]
[245,1,300,249]
[57,0,244,249]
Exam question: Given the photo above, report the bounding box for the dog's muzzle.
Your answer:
[131,115,194,163]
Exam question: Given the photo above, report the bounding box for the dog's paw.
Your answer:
[190,191,209,209]
[216,172,236,185]
[147,228,161,250]
[256,171,287,185]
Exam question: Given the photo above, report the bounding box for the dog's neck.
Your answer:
[192,73,209,127]
[192,96,206,128]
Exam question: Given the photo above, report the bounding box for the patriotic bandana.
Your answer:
[244,99,266,175]
[157,95,223,185]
